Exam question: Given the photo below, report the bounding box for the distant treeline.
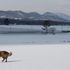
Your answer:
[0,18,70,26]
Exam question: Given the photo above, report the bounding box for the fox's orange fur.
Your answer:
[0,51,12,62]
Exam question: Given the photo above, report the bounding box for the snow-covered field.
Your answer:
[0,25,70,70]
[0,33,70,44]
[0,25,70,33]
[0,44,70,70]
[0,25,43,33]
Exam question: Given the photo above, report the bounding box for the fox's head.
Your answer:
[9,52,12,56]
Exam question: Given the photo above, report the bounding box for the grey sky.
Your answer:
[0,0,70,15]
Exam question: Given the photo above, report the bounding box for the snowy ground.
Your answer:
[0,25,70,70]
[0,44,70,70]
[0,25,70,45]
[0,33,70,44]
[0,25,70,33]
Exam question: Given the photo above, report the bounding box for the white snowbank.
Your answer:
[0,25,70,33]
[0,25,43,33]
[0,44,70,70]
[0,33,70,44]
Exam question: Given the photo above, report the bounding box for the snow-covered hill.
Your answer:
[0,11,70,21]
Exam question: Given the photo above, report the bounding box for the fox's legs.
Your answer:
[2,57,8,62]
[2,58,5,62]
[5,58,7,62]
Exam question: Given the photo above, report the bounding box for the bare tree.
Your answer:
[4,18,10,25]
[42,20,50,33]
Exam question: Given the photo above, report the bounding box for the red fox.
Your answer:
[0,51,12,62]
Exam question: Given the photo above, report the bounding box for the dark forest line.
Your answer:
[0,18,70,26]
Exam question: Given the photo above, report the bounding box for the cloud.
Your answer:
[0,0,70,15]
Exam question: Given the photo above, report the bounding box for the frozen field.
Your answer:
[0,25,70,33]
[0,25,70,44]
[0,44,70,70]
[0,33,70,44]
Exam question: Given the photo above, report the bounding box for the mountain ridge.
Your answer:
[0,10,70,21]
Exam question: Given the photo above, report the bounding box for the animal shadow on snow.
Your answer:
[0,60,22,63]
[8,60,22,63]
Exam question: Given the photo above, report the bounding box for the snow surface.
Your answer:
[0,33,70,44]
[0,25,43,33]
[0,25,70,33]
[0,44,70,70]
[0,25,70,44]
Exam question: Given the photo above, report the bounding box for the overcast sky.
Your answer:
[0,0,70,15]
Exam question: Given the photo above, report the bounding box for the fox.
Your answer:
[0,51,12,62]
